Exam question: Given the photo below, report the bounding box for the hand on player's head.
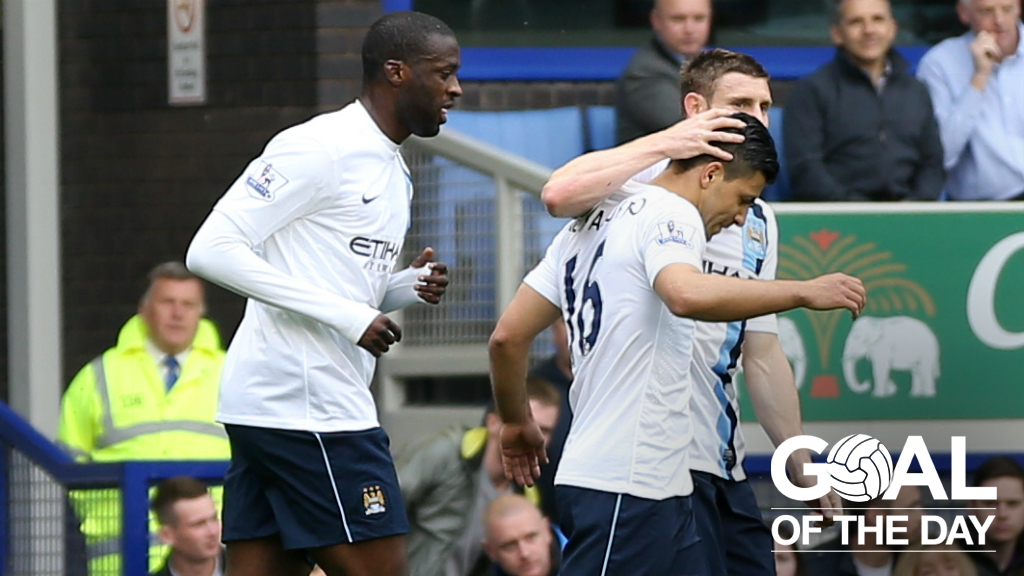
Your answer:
[802,273,867,319]
[658,108,746,162]
[409,247,449,305]
[499,422,548,487]
[357,314,402,357]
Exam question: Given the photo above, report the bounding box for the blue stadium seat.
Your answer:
[445,107,585,168]
[584,105,617,152]
[763,106,792,202]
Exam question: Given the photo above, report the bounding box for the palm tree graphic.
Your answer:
[778,229,935,396]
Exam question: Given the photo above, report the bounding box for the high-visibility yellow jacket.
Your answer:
[58,314,229,576]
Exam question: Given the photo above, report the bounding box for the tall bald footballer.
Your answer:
[490,114,865,576]
[187,12,458,576]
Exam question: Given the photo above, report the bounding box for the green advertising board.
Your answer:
[737,205,1024,421]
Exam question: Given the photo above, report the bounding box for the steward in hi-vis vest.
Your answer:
[57,262,228,576]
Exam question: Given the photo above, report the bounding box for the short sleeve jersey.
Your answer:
[689,199,779,481]
[523,181,707,500]
[633,161,782,481]
[213,101,411,432]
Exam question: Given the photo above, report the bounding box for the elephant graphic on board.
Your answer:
[777,317,807,390]
[842,316,940,398]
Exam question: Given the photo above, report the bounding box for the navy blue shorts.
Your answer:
[692,471,774,576]
[556,485,708,576]
[222,424,409,550]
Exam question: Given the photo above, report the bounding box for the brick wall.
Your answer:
[457,81,616,111]
[57,0,379,385]
[456,78,794,112]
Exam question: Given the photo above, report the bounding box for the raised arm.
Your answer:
[540,109,746,217]
[916,50,987,170]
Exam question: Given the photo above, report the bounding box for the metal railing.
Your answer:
[402,128,553,332]
[0,402,227,576]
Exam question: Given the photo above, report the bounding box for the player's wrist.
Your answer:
[788,280,812,308]
[642,129,677,162]
[971,71,991,91]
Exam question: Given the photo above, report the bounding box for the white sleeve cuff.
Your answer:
[380,265,429,314]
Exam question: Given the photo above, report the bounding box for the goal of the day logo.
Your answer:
[770,434,998,548]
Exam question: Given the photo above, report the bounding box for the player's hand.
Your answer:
[656,108,747,162]
[805,489,843,528]
[969,30,1001,76]
[787,451,842,526]
[409,247,449,305]
[499,422,549,487]
[357,314,402,357]
[801,273,866,319]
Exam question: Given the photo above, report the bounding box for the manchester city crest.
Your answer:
[362,485,386,515]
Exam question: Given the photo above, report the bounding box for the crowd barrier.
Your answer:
[0,402,226,576]
[5,396,1024,575]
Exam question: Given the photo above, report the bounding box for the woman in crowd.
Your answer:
[893,543,977,576]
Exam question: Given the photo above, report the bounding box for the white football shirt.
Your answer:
[689,200,779,481]
[634,160,783,481]
[524,181,706,500]
[192,100,413,432]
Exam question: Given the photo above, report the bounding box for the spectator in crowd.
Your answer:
[804,495,896,576]
[616,0,713,144]
[784,0,945,202]
[397,378,561,576]
[967,457,1024,575]
[482,494,563,576]
[150,477,224,576]
[528,320,572,525]
[892,484,926,548]
[894,543,978,576]
[774,521,804,576]
[58,262,228,576]
[916,0,1023,201]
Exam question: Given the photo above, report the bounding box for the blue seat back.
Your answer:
[763,106,792,202]
[584,105,617,152]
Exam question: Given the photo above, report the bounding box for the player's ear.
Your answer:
[683,92,707,117]
[701,162,723,188]
[384,59,404,86]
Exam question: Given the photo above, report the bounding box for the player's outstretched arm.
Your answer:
[654,265,866,321]
[540,109,747,218]
[489,284,561,487]
[743,333,841,523]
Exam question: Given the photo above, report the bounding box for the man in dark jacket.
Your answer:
[615,0,712,144]
[784,0,944,201]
